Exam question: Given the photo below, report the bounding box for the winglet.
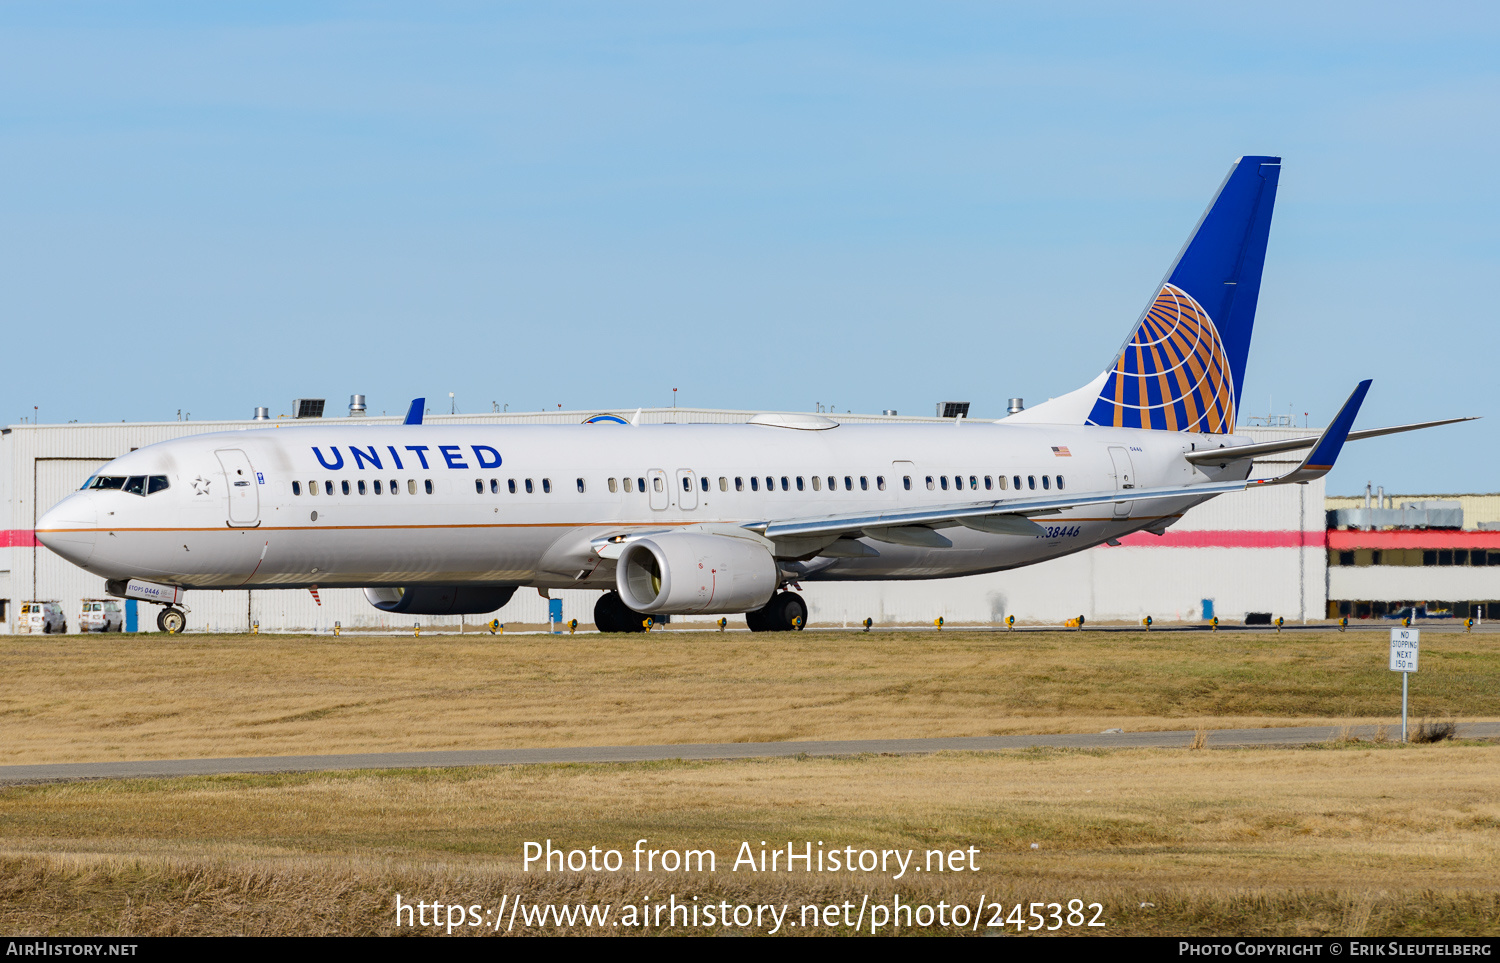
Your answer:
[404,398,425,426]
[1258,380,1371,486]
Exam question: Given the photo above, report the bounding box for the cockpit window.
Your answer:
[89,474,170,495]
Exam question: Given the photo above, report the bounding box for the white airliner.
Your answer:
[35,156,1469,633]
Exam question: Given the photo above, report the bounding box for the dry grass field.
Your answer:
[2,744,1499,935]
[2,629,1497,764]
[3,628,1498,936]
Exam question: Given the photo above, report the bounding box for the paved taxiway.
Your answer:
[3,722,1496,784]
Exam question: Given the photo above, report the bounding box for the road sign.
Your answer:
[1390,627,1420,742]
[1390,628,1420,673]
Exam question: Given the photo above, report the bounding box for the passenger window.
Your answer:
[844,476,852,491]
[1013,475,1021,490]
[1057,475,1065,490]
[577,478,586,493]
[526,479,535,494]
[475,479,484,494]
[700,477,708,492]
[765,476,773,491]
[509,479,517,494]
[904,476,911,490]
[609,478,618,493]
[877,476,886,491]
[751,477,760,491]
[860,476,868,490]
[827,476,836,491]
[148,475,169,494]
[327,481,336,496]
[1027,475,1036,490]
[391,480,399,494]
[939,476,948,491]
[682,476,692,492]
[543,479,551,494]
[424,479,433,494]
[812,476,822,491]
[341,480,351,496]
[358,480,367,495]
[970,475,978,490]
[652,477,663,493]
[292,481,301,496]
[953,476,962,490]
[1042,476,1051,490]
[780,476,789,491]
[734,477,743,491]
[925,476,934,490]
[309,481,318,496]
[796,477,804,491]
[374,480,383,495]
[637,477,646,492]
[623,477,633,493]
[719,477,728,492]
[984,476,992,490]
[489,479,497,494]
[999,475,1009,491]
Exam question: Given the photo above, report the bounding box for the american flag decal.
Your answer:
[1051,446,1072,457]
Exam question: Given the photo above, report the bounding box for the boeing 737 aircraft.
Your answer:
[35,156,1470,633]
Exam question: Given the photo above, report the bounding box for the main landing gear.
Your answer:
[745,591,807,632]
[594,591,650,634]
[156,607,187,634]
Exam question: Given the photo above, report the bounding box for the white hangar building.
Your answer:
[1,404,1327,633]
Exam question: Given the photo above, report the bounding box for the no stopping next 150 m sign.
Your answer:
[1390,628,1419,673]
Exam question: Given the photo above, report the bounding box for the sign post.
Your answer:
[1389,628,1420,742]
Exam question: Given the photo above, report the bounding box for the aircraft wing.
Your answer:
[745,381,1375,547]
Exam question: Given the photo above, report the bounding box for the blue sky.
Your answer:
[2,2,1495,493]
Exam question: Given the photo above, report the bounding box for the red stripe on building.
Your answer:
[1,530,40,547]
[1104,530,1322,548]
[1327,530,1500,551]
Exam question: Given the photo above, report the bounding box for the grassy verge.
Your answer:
[2,630,1497,764]
[3,743,1499,935]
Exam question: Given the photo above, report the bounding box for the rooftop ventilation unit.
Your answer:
[292,398,326,419]
[252,407,270,421]
[936,401,970,419]
[348,394,366,417]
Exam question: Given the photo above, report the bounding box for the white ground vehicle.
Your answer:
[79,598,124,633]
[17,601,67,634]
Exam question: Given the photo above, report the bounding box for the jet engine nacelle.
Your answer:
[363,585,517,615]
[616,533,778,615]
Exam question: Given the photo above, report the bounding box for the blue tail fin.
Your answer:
[1086,156,1281,433]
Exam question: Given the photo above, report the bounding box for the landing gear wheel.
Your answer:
[593,592,648,634]
[746,592,807,632]
[157,607,186,634]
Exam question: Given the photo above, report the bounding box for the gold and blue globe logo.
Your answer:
[1087,283,1235,433]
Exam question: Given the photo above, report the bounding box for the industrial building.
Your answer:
[1,401,1489,632]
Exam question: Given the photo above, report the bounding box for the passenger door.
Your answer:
[1107,446,1135,518]
[215,449,261,526]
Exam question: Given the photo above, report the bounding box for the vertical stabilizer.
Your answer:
[1084,156,1280,433]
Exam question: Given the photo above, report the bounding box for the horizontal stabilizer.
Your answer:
[1185,415,1478,466]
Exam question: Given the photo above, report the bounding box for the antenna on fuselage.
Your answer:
[404,398,425,426]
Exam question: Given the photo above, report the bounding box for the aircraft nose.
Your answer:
[35,495,99,566]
